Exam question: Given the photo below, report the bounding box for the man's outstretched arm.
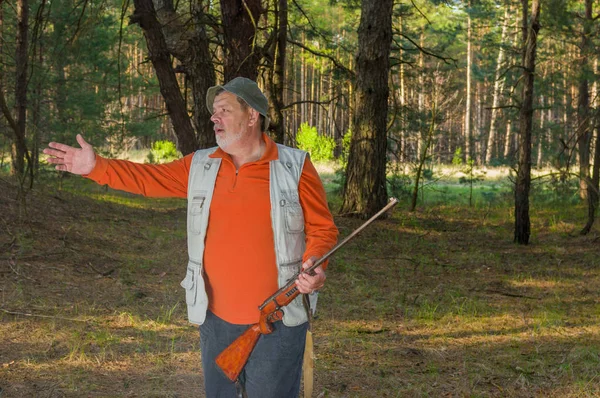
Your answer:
[43,134,193,198]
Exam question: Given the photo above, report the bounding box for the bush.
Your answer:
[147,140,180,164]
[296,123,335,162]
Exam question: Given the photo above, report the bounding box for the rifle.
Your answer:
[215,198,399,382]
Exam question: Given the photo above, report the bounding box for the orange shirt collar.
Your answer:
[209,132,278,164]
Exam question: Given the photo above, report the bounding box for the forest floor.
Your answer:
[1,170,600,397]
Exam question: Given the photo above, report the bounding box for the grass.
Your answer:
[1,165,600,397]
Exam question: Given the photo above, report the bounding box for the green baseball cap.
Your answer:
[206,77,270,131]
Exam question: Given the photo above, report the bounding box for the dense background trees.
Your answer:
[0,0,598,235]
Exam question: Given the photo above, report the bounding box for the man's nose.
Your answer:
[210,113,219,123]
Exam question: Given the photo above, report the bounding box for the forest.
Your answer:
[1,0,599,238]
[1,0,600,397]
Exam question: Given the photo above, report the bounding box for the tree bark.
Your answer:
[514,0,540,245]
[485,5,509,165]
[267,0,287,143]
[151,0,216,149]
[576,0,593,200]
[464,0,472,162]
[341,0,393,218]
[220,0,262,81]
[580,0,597,234]
[130,0,198,155]
[11,0,29,178]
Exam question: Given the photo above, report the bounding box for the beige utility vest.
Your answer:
[180,144,317,326]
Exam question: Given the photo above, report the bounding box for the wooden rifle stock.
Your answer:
[215,198,399,382]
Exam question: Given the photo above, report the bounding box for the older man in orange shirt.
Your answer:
[44,77,338,398]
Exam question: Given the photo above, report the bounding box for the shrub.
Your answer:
[147,140,180,164]
[296,123,335,162]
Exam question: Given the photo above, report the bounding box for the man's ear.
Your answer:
[248,109,260,127]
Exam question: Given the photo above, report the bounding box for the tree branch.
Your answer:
[287,38,354,78]
[394,33,458,66]
[282,95,343,111]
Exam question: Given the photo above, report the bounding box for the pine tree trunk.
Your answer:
[465,1,472,161]
[577,0,593,199]
[341,0,393,218]
[268,0,287,143]
[514,0,541,245]
[130,0,198,155]
[417,33,424,158]
[485,5,510,164]
[580,0,596,234]
[399,18,406,162]
[537,94,545,167]
[153,0,216,149]
[12,0,29,178]
[220,0,262,81]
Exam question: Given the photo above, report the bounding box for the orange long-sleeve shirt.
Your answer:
[86,134,338,324]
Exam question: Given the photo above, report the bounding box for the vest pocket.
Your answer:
[189,194,206,235]
[180,261,208,325]
[280,190,304,233]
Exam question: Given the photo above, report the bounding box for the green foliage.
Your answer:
[452,148,463,166]
[422,168,434,181]
[146,141,180,164]
[387,172,412,200]
[296,123,335,162]
[530,173,580,205]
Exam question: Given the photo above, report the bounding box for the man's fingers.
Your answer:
[76,134,90,149]
[47,142,73,152]
[302,257,315,270]
[296,265,326,293]
[46,157,65,164]
[43,148,67,158]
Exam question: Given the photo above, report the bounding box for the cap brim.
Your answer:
[205,84,224,114]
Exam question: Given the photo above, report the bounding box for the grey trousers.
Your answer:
[199,310,308,398]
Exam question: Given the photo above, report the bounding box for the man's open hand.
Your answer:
[43,134,96,175]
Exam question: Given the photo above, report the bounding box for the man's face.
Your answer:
[211,91,256,152]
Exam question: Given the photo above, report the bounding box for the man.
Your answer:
[44,77,338,397]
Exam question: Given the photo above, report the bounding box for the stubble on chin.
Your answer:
[216,130,244,152]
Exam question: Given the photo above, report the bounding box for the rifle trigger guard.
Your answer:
[268,309,284,323]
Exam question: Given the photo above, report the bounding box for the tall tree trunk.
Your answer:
[417,33,424,159]
[485,5,510,164]
[11,0,29,178]
[130,0,198,155]
[580,0,596,234]
[399,16,406,162]
[268,0,287,143]
[577,0,593,199]
[503,119,512,159]
[31,34,44,177]
[581,123,599,235]
[537,94,545,167]
[514,0,540,245]
[220,0,262,81]
[341,0,393,218]
[153,0,216,149]
[464,0,472,161]
[301,32,306,124]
